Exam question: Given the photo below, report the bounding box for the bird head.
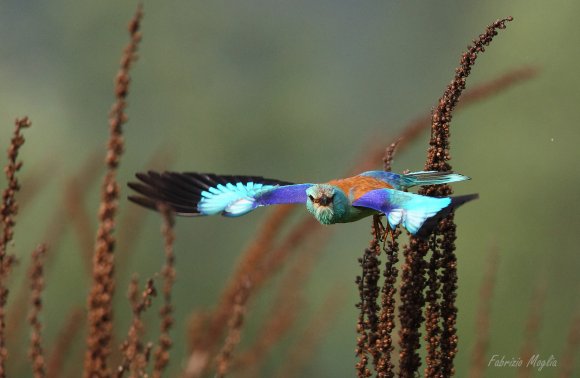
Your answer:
[306,184,346,225]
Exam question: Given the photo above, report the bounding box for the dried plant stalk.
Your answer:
[235,229,330,375]
[215,279,250,378]
[186,209,322,378]
[397,17,514,378]
[355,219,382,378]
[28,244,47,378]
[373,134,401,378]
[152,204,176,378]
[212,224,330,377]
[469,246,499,378]
[262,217,319,279]
[358,63,533,378]
[276,286,346,378]
[354,66,537,174]
[117,276,157,378]
[84,5,143,377]
[421,13,514,370]
[234,289,298,374]
[184,205,295,377]
[424,234,442,377]
[421,30,524,373]
[213,216,330,377]
[185,311,210,359]
[381,139,400,173]
[14,160,56,214]
[7,153,101,353]
[375,228,400,378]
[0,116,31,254]
[397,238,429,377]
[216,229,329,377]
[0,116,31,377]
[374,47,532,378]
[517,281,546,378]
[559,308,580,378]
[423,17,515,175]
[46,308,84,378]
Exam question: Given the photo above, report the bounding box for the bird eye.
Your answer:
[308,195,314,201]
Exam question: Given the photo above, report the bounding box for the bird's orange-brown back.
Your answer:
[328,175,393,201]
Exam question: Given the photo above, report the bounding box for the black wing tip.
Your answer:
[128,195,203,216]
[451,193,479,207]
[128,195,158,211]
[127,181,146,192]
[414,193,479,239]
[129,170,203,215]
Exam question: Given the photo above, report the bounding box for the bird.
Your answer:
[128,169,478,238]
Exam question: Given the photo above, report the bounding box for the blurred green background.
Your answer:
[1,0,579,377]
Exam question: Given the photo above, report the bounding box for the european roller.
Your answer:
[128,170,477,238]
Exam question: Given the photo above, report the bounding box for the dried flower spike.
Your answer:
[0,116,31,378]
[152,204,176,378]
[398,17,513,378]
[84,5,143,377]
[46,308,84,378]
[117,276,157,378]
[28,244,47,378]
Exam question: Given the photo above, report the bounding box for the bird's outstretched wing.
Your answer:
[352,188,478,237]
[360,170,470,190]
[128,171,313,217]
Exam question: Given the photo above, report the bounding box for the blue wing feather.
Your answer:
[256,184,313,206]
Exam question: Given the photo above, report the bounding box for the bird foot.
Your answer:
[372,216,395,253]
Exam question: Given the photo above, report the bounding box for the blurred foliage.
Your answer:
[0,0,579,376]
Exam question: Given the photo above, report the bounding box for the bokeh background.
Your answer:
[1,0,579,376]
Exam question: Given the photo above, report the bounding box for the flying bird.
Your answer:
[128,170,477,238]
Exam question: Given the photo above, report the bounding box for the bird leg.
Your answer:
[388,227,396,245]
[372,215,395,253]
[373,215,397,248]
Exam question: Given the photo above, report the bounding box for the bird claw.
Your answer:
[372,216,395,254]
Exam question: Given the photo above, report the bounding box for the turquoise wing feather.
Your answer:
[360,170,470,190]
